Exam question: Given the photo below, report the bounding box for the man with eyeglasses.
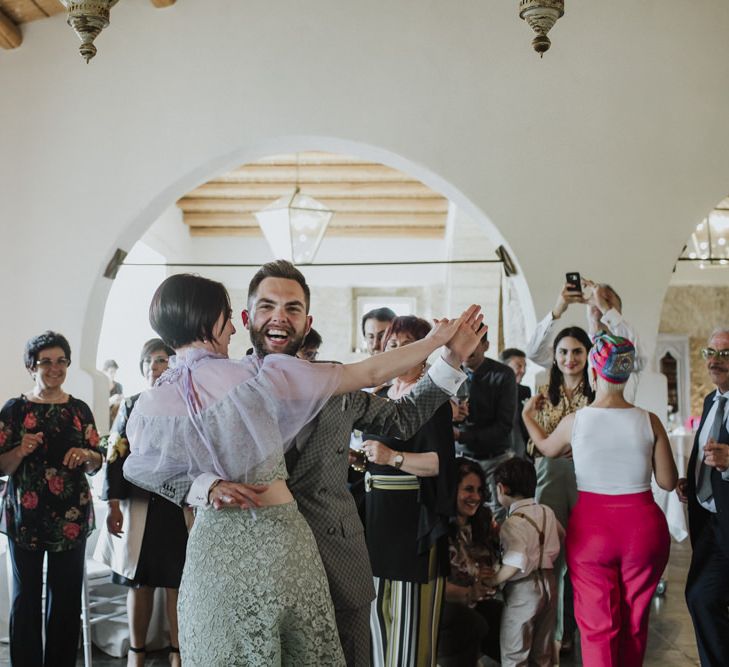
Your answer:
[677,328,729,666]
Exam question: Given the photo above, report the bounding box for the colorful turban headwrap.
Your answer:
[589,333,635,384]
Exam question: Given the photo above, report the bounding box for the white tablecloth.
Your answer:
[652,431,693,542]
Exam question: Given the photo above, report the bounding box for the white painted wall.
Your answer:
[2,0,729,422]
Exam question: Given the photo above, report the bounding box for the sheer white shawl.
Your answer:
[123,349,342,488]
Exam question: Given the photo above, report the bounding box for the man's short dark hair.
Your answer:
[138,338,175,375]
[24,331,72,370]
[248,260,311,312]
[494,458,537,499]
[302,328,323,350]
[500,348,526,363]
[149,274,231,349]
[361,307,396,335]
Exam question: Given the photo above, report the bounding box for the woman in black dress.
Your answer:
[362,316,457,667]
[95,338,187,667]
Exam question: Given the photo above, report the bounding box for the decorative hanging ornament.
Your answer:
[519,0,564,56]
[60,0,119,63]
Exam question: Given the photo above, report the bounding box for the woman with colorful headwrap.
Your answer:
[522,333,678,667]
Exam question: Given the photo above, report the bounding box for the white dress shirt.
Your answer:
[695,389,729,513]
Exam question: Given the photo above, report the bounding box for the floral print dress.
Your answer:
[0,396,102,552]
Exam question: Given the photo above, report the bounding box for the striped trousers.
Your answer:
[370,572,445,667]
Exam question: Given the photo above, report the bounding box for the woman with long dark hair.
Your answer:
[438,458,501,666]
[528,325,594,658]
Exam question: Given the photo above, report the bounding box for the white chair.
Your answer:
[80,558,128,667]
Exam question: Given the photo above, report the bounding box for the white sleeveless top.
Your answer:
[570,406,654,494]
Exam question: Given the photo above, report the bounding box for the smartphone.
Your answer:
[566,272,582,294]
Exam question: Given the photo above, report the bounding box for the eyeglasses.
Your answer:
[701,348,729,360]
[35,358,71,369]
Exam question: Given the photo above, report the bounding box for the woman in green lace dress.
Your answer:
[0,330,104,667]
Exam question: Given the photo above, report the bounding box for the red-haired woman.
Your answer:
[362,315,457,667]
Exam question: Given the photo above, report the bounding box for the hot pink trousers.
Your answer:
[566,491,669,667]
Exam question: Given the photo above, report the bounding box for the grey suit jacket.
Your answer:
[123,374,451,611]
[285,375,451,611]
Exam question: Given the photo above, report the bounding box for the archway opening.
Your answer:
[91,140,535,418]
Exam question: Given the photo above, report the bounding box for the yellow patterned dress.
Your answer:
[528,381,591,643]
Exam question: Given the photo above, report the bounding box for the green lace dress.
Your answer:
[177,460,344,666]
[123,350,346,666]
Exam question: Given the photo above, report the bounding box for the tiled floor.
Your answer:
[0,542,702,666]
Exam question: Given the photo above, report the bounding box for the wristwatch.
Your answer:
[393,452,404,469]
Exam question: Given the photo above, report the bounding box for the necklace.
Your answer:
[388,364,427,400]
[28,389,67,404]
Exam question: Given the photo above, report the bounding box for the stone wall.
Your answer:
[659,285,729,415]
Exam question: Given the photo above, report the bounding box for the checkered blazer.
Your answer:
[285,375,451,611]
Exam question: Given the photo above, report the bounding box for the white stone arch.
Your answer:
[83,134,536,419]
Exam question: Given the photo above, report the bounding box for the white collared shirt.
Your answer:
[695,389,729,513]
[500,498,562,580]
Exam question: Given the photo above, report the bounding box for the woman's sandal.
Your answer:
[168,645,181,667]
[127,646,145,667]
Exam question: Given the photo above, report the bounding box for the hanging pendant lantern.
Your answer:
[60,0,119,63]
[254,187,334,265]
[519,0,564,56]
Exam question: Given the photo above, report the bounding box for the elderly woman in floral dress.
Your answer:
[0,331,103,667]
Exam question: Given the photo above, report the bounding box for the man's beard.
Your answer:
[249,325,307,357]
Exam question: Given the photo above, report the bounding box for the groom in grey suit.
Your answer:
[244,262,479,666]
[163,260,478,666]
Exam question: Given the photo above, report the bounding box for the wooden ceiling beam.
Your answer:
[216,164,414,183]
[186,181,438,199]
[189,226,444,239]
[0,0,62,23]
[0,9,21,49]
[183,211,446,228]
[255,152,374,166]
[177,197,448,214]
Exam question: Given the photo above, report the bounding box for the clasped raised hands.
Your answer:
[428,304,486,368]
[427,304,484,350]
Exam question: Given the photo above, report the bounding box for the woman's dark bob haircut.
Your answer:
[149,274,232,349]
[138,338,175,375]
[24,331,72,370]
